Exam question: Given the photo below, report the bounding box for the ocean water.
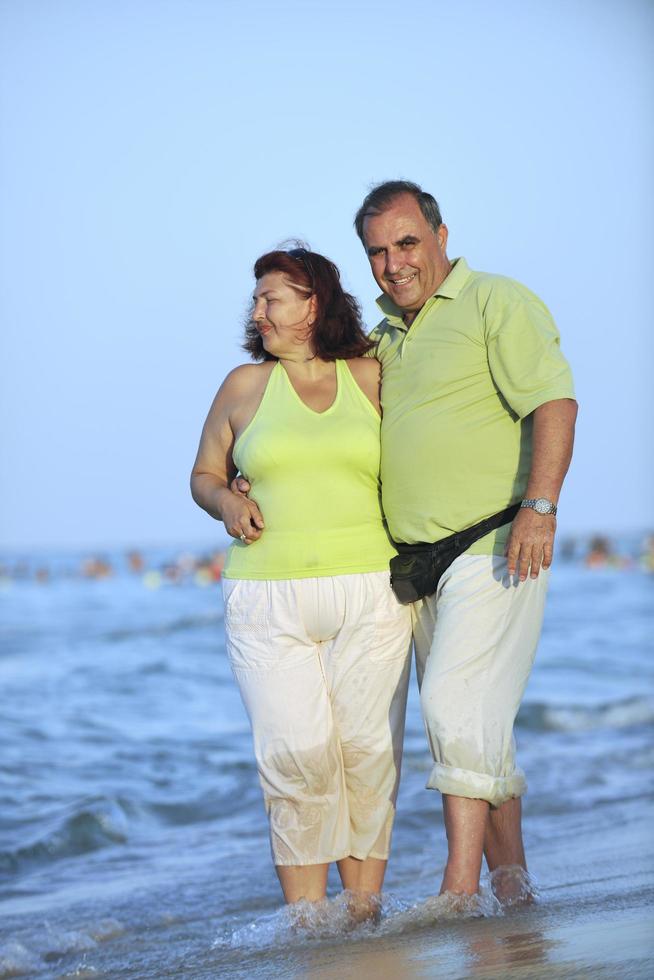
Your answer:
[0,546,653,979]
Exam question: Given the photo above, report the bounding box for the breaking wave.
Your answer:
[517,696,654,732]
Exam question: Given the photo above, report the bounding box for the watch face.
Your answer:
[534,498,550,514]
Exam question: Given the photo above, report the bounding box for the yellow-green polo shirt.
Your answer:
[372,257,575,554]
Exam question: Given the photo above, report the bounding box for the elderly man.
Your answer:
[354,179,577,899]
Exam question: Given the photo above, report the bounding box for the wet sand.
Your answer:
[208,896,653,980]
[279,905,653,980]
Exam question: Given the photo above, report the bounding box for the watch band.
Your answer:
[520,497,558,516]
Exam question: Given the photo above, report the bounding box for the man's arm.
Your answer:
[505,398,578,580]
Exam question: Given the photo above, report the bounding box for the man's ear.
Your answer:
[438,224,449,252]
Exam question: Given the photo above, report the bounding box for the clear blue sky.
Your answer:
[1,0,652,550]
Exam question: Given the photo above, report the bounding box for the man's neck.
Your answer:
[401,259,454,327]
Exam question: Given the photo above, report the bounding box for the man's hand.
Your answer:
[231,476,252,497]
[220,489,264,544]
[504,398,576,581]
[504,509,556,580]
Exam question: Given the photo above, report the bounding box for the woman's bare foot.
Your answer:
[343,889,382,926]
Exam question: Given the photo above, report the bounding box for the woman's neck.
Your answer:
[278,352,333,381]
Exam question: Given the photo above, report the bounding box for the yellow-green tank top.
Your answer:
[222,359,396,579]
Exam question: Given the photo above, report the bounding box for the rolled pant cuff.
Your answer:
[426,762,527,808]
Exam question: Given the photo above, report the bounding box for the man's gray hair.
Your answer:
[354,180,443,243]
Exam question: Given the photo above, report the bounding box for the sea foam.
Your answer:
[214,885,504,951]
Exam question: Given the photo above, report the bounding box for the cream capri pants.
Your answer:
[223,572,412,866]
[412,554,549,809]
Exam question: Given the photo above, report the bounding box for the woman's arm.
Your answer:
[190,367,265,543]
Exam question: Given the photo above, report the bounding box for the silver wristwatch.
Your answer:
[520,497,557,516]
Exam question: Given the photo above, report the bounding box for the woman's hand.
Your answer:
[219,489,264,544]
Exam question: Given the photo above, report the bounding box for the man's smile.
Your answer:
[387,273,417,287]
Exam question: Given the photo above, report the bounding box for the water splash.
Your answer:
[0,918,124,979]
[377,888,502,936]
[0,942,42,980]
[215,885,503,950]
[215,893,370,950]
[40,926,97,961]
[59,966,102,979]
[86,918,125,942]
[488,865,539,907]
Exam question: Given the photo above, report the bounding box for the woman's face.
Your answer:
[251,271,316,358]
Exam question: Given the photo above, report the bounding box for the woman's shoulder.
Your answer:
[344,356,381,383]
[207,362,275,417]
[221,361,276,394]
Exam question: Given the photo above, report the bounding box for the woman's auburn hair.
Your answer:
[242,248,374,361]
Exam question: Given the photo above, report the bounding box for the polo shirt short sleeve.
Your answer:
[484,279,575,419]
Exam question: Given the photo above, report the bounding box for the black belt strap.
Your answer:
[392,502,521,556]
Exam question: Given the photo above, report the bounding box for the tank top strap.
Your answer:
[260,360,283,401]
[335,359,380,419]
[233,361,289,457]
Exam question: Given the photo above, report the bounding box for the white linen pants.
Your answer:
[223,572,412,866]
[412,554,549,808]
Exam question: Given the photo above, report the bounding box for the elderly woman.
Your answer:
[191,247,411,916]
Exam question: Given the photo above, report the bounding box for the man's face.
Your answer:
[362,194,450,321]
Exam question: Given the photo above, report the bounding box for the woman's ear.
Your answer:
[308,293,318,326]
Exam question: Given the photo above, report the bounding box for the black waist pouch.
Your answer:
[389,503,520,604]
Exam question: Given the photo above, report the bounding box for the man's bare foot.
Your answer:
[489,864,539,906]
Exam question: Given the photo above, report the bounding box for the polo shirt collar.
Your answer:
[375,257,471,329]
